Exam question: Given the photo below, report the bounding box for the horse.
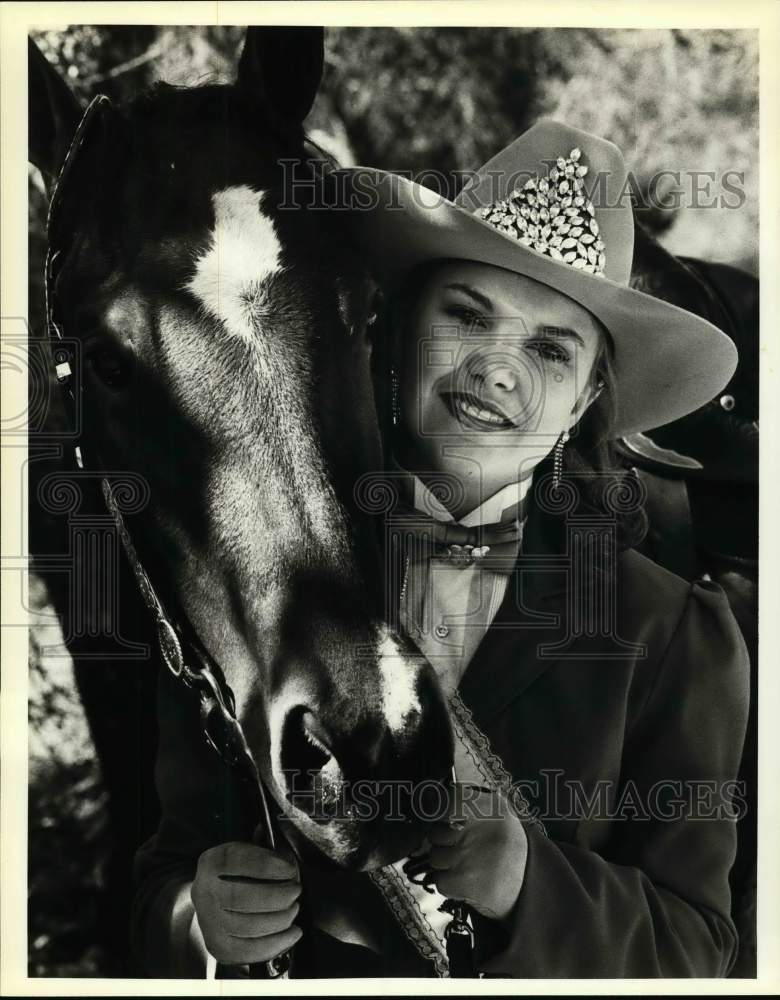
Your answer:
[28,26,454,968]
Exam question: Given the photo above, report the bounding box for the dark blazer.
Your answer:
[132,506,749,979]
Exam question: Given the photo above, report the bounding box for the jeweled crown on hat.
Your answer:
[477,147,607,276]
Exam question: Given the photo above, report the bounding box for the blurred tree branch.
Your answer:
[81,41,165,86]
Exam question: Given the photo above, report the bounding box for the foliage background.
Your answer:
[27,25,758,977]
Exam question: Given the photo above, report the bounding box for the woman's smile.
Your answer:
[441,389,518,430]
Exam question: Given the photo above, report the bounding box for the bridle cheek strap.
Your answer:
[101,483,290,981]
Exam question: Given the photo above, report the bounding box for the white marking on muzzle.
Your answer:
[186,186,283,342]
[378,630,422,737]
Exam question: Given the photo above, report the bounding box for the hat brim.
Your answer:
[341,168,738,438]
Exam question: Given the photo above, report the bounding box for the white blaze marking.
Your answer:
[378,630,421,736]
[186,185,282,342]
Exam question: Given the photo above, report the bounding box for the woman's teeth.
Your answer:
[455,395,511,427]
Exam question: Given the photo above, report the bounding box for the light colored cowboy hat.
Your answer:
[341,119,737,437]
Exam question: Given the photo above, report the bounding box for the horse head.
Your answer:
[29,28,453,870]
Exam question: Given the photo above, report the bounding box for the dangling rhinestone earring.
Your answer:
[552,430,570,490]
[391,368,401,427]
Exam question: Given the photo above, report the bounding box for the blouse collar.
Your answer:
[392,458,531,528]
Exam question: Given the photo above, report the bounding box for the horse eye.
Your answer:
[89,348,133,390]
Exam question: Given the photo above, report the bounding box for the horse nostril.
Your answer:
[300,710,332,758]
[280,707,344,821]
[281,706,333,773]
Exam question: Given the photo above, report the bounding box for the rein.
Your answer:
[45,94,291,980]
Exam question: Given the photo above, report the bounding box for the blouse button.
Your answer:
[434,623,450,639]
[719,394,735,411]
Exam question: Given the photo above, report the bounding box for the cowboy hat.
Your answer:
[340,119,738,437]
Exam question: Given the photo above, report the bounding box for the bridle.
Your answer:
[44,95,480,981]
[45,94,290,979]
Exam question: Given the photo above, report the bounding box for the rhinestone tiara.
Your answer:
[477,147,606,276]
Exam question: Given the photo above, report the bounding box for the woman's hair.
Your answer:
[377,259,648,554]
[549,325,648,553]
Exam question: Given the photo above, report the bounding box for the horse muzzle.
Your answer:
[265,632,454,869]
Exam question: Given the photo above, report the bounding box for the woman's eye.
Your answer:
[526,340,570,365]
[446,305,488,330]
[88,348,133,390]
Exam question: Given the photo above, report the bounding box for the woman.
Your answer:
[132,120,749,978]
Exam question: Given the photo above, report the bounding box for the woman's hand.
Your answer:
[191,842,302,966]
[427,789,529,922]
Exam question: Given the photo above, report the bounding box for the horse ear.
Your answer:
[28,37,82,188]
[236,26,324,128]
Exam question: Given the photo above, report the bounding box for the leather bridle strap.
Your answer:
[101,478,291,980]
[44,94,291,980]
[100,480,258,774]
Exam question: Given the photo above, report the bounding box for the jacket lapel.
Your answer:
[458,504,569,729]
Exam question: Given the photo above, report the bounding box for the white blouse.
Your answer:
[393,472,530,955]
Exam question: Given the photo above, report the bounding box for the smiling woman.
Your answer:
[325,118,751,977]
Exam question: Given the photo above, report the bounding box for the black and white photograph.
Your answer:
[1,2,777,991]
